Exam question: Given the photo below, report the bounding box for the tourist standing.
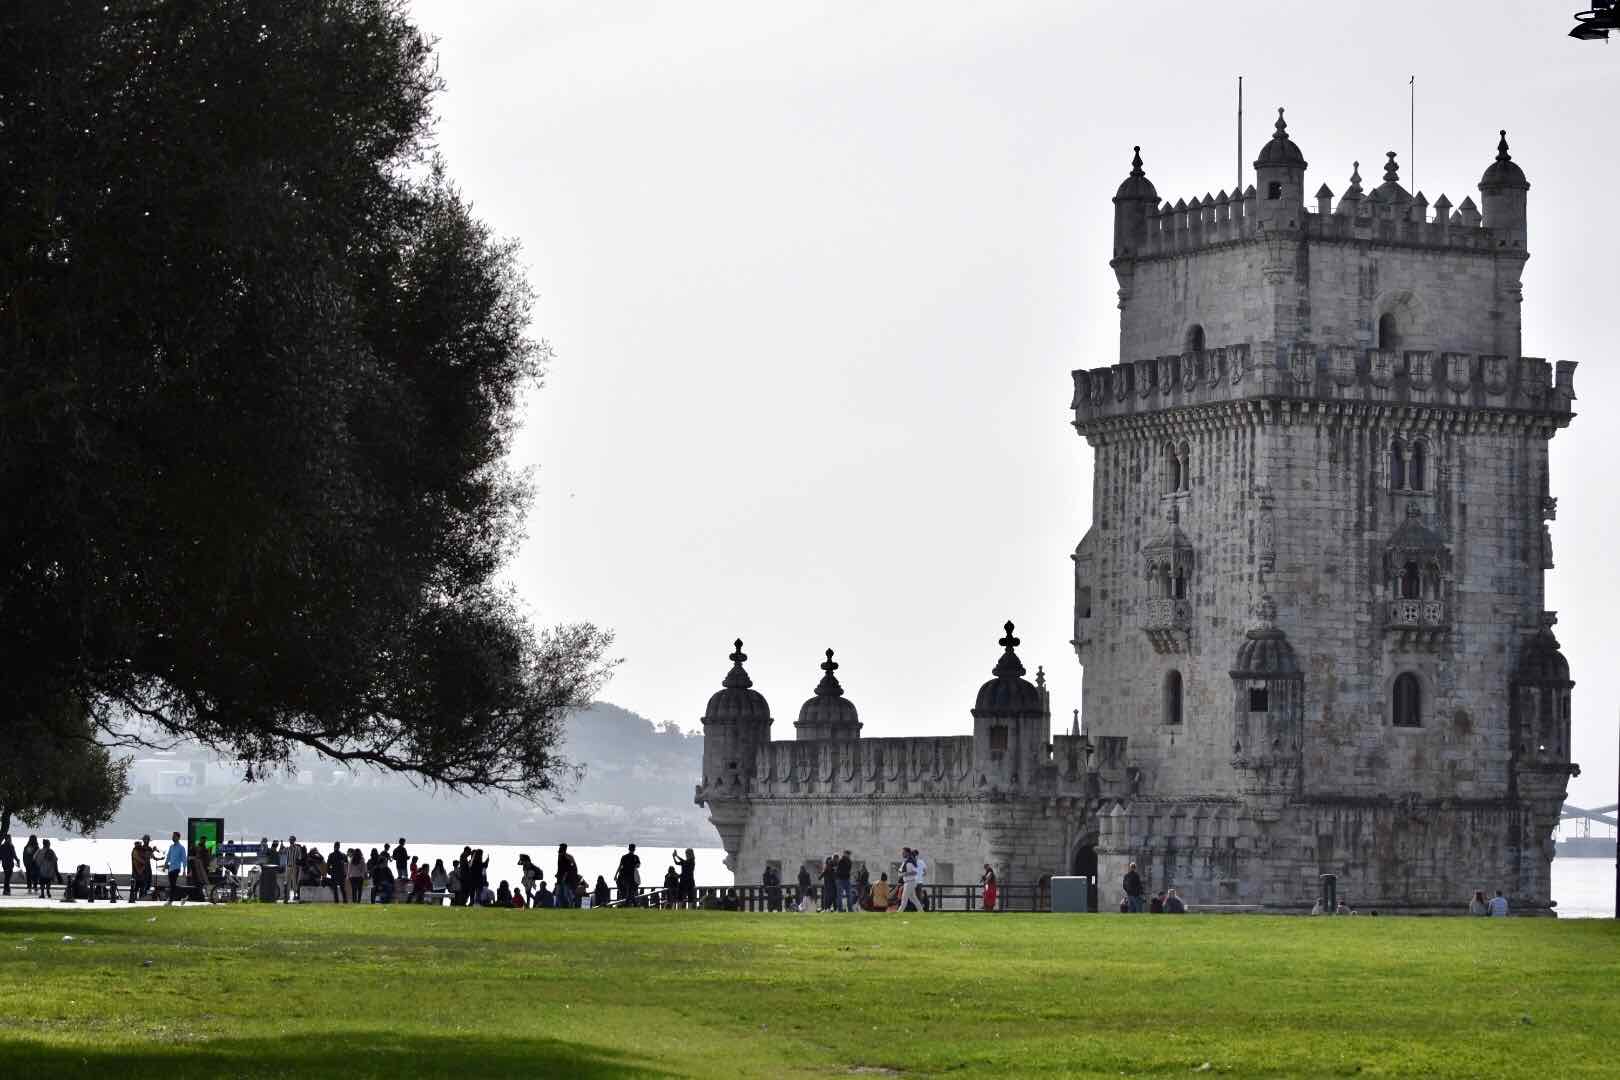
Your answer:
[283,836,303,903]
[163,832,186,904]
[35,840,59,898]
[795,863,813,912]
[0,833,17,896]
[347,848,366,903]
[326,844,346,903]
[431,858,449,895]
[555,844,577,908]
[663,864,680,908]
[393,839,409,885]
[22,835,39,895]
[130,836,154,901]
[819,856,837,912]
[762,863,782,912]
[855,863,871,910]
[1122,862,1145,913]
[836,851,854,913]
[979,864,998,912]
[616,844,641,906]
[1488,890,1510,916]
[673,848,697,909]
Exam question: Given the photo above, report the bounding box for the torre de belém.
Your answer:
[695,110,1579,915]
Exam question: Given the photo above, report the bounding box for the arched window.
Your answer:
[1266,181,1283,200]
[1390,440,1407,490]
[1400,561,1421,600]
[1422,563,1441,601]
[1178,442,1191,491]
[1164,670,1184,725]
[1378,312,1399,351]
[1409,441,1427,492]
[1077,586,1093,620]
[1392,673,1422,727]
[1186,325,1205,354]
[1172,567,1187,600]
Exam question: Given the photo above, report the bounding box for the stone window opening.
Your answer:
[1399,561,1421,601]
[1378,312,1400,351]
[1172,567,1187,600]
[1409,440,1427,491]
[1266,181,1283,200]
[1421,563,1442,600]
[1178,441,1191,492]
[1185,324,1205,354]
[1165,441,1183,494]
[1077,585,1093,620]
[1248,685,1269,713]
[1164,670,1184,725]
[1392,672,1422,727]
[989,724,1008,756]
[1390,439,1407,490]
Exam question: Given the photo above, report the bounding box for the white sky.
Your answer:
[409,1,1618,809]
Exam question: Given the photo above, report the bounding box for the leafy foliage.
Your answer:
[0,1,612,799]
[0,700,130,837]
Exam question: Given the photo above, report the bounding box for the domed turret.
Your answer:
[794,649,862,740]
[1112,146,1159,259]
[1479,130,1528,249]
[698,639,773,805]
[973,622,1044,717]
[1253,108,1307,225]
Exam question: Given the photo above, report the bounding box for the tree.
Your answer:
[0,701,131,839]
[0,1,612,802]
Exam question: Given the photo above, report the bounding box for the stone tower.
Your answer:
[1070,112,1578,913]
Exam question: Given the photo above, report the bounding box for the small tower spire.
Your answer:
[723,639,753,689]
[813,648,845,698]
[1071,709,1081,738]
[1383,151,1400,185]
[992,621,1026,679]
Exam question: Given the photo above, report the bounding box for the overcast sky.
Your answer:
[409,1,1618,809]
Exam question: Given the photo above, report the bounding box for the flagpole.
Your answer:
[1237,76,1244,193]
[1409,75,1415,191]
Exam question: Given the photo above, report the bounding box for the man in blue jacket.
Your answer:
[164,831,187,905]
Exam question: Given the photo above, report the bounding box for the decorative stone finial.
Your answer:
[1071,709,1080,737]
[1347,161,1363,195]
[812,647,845,698]
[992,621,1026,679]
[1252,594,1278,628]
[1497,129,1511,162]
[1130,146,1144,176]
[722,639,753,689]
[1383,151,1400,184]
[1274,106,1287,138]
[1036,665,1047,690]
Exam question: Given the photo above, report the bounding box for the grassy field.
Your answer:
[0,904,1614,1079]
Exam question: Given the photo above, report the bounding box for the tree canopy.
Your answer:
[0,1,612,800]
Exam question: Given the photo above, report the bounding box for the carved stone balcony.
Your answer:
[1143,597,1192,654]
[1385,599,1448,649]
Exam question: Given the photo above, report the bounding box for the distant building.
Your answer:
[697,112,1578,913]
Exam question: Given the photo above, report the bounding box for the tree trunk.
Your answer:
[0,806,10,838]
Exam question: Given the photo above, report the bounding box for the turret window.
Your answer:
[1378,312,1399,351]
[1248,686,1269,713]
[1392,673,1422,727]
[1164,670,1184,725]
[1399,561,1421,600]
[1172,568,1187,600]
[1266,182,1282,200]
[989,725,1008,755]
[1186,325,1205,354]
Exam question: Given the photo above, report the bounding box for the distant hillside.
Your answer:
[88,703,711,846]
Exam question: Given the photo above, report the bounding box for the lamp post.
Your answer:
[1570,0,1619,40]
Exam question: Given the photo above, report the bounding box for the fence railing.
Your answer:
[601,882,1049,912]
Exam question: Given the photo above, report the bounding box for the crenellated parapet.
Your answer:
[748,734,975,796]
[1071,342,1576,438]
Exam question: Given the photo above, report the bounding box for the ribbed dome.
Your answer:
[1254,107,1307,169]
[974,622,1044,716]
[795,649,861,737]
[1229,597,1301,680]
[1480,130,1529,191]
[703,640,771,723]
[1114,146,1159,202]
[1514,629,1571,685]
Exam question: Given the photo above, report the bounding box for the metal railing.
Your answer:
[600,883,1050,912]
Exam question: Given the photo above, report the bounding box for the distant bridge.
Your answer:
[1560,803,1617,842]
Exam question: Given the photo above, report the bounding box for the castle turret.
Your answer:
[1479,129,1529,250]
[794,649,862,740]
[1112,146,1158,258]
[1253,107,1307,226]
[971,622,1048,790]
[696,639,772,868]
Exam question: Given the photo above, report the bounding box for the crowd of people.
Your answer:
[0,834,61,897]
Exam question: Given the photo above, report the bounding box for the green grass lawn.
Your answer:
[0,905,1614,1079]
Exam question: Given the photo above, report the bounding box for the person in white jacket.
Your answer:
[900,847,927,912]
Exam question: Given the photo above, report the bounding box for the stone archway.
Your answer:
[1071,841,1099,912]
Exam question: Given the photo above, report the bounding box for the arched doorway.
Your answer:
[1071,843,1099,912]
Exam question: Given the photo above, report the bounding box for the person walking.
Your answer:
[517,855,539,904]
[979,864,998,912]
[22,835,39,895]
[836,851,854,913]
[554,844,577,908]
[615,844,641,906]
[190,839,214,903]
[0,833,17,896]
[672,848,697,909]
[899,847,925,913]
[163,831,186,904]
[911,847,929,911]
[1122,862,1145,913]
[795,862,814,913]
[283,836,303,903]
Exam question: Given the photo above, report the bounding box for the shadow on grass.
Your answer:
[0,1031,678,1079]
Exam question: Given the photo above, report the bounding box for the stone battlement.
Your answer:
[1071,343,1575,431]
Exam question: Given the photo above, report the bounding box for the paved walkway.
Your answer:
[0,895,178,911]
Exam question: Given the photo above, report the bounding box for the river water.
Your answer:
[17,837,1615,916]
